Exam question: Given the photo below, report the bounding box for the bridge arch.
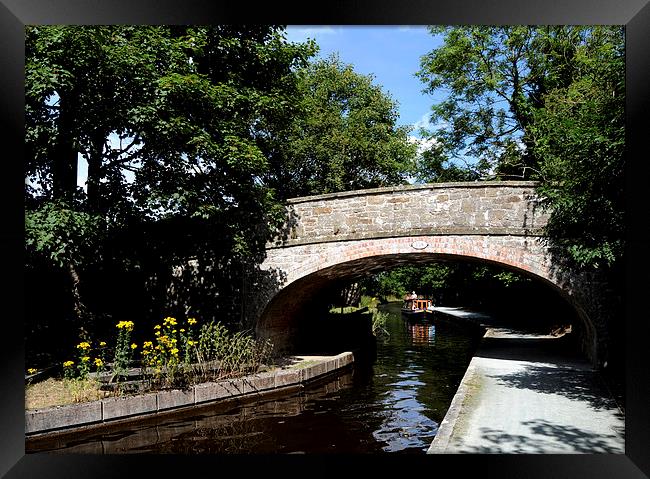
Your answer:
[250,182,613,367]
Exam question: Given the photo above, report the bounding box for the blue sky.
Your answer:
[285,26,444,138]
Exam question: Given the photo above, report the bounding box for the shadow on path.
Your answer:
[463,419,623,454]
[477,335,620,412]
[486,363,621,412]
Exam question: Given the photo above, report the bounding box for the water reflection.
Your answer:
[373,365,438,452]
[27,303,480,454]
[408,322,436,345]
[371,316,444,451]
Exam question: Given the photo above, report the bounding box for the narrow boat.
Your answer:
[401,298,433,319]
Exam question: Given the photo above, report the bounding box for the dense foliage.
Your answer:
[25,25,316,355]
[417,26,625,271]
[266,54,417,198]
[361,263,529,304]
[529,28,625,269]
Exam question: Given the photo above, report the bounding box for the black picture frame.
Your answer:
[2,1,648,477]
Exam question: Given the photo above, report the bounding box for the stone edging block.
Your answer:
[26,352,355,436]
[102,392,157,420]
[251,371,276,392]
[157,388,195,411]
[194,381,222,404]
[274,368,300,388]
[25,401,102,434]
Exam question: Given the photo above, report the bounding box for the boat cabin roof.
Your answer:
[402,298,432,309]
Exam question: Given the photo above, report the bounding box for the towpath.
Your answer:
[427,307,625,454]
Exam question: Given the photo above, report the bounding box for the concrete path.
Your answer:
[427,309,625,454]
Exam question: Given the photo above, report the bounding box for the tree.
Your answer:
[417,27,536,179]
[266,54,417,199]
[413,141,481,183]
[25,25,316,341]
[417,26,625,271]
[529,27,625,270]
[417,26,614,180]
[26,25,187,335]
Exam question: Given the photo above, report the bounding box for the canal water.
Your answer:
[29,302,482,454]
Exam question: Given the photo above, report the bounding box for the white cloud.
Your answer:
[285,26,342,39]
[412,112,431,131]
[396,26,429,34]
[412,112,453,135]
[515,138,527,152]
[408,135,438,156]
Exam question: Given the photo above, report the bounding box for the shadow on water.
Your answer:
[27,302,482,454]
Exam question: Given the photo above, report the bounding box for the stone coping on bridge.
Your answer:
[25,352,354,437]
[285,180,540,204]
[267,227,546,249]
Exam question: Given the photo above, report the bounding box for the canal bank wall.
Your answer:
[25,352,354,438]
[427,351,482,453]
[425,306,488,453]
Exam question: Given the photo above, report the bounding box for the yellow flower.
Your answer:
[27,368,37,374]
[81,356,90,362]
[131,343,138,350]
[187,340,195,346]
[163,317,177,326]
[63,360,74,368]
[170,348,179,356]
[187,318,197,325]
[116,321,135,331]
[76,341,91,350]
[179,329,185,333]
[99,341,107,347]
[143,341,153,348]
[154,324,161,330]
[172,329,177,334]
[94,358,104,367]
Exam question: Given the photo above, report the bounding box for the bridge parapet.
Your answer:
[270,181,550,248]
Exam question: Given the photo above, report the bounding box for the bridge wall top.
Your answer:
[285,180,540,204]
[270,181,550,248]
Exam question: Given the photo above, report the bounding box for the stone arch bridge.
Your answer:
[251,181,613,367]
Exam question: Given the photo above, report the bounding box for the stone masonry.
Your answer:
[271,181,549,247]
[252,181,612,367]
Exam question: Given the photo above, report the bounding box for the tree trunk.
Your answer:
[86,132,105,214]
[340,283,361,307]
[52,94,78,203]
[67,262,90,341]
